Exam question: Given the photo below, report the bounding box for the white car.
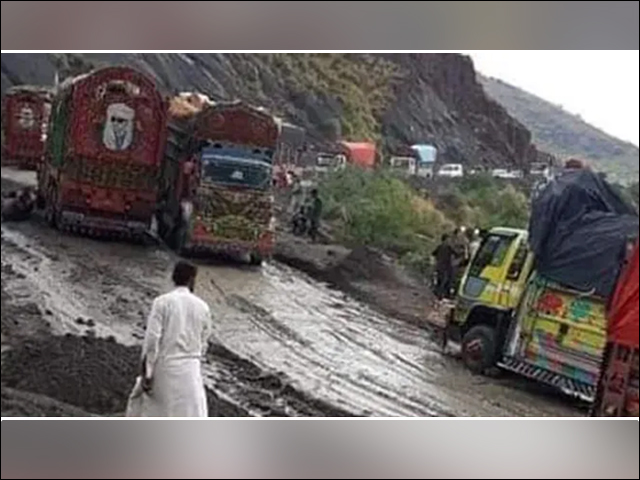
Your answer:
[437,164,464,178]
[492,169,522,179]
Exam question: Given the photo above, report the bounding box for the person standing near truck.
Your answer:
[433,234,456,300]
[135,261,213,417]
[308,188,323,243]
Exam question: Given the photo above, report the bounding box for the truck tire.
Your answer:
[462,325,498,375]
[249,253,264,267]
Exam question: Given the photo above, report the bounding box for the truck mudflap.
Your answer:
[498,356,596,401]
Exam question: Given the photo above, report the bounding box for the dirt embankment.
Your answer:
[274,233,442,333]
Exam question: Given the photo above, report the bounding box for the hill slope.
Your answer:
[2,52,548,169]
[480,75,639,184]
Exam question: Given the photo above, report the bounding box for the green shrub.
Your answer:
[320,167,453,273]
[319,168,531,276]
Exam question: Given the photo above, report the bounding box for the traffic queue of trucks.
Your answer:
[0,66,282,263]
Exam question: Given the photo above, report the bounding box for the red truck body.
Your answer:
[593,243,639,416]
[160,101,278,264]
[340,141,376,169]
[2,86,53,170]
[38,66,167,238]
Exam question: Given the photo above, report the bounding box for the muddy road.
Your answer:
[1,168,581,417]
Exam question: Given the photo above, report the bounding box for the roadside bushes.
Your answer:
[319,168,531,275]
[433,174,530,229]
[320,167,452,275]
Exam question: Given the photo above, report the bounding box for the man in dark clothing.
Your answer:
[433,234,456,300]
[308,189,323,243]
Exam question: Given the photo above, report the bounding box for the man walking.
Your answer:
[137,261,213,417]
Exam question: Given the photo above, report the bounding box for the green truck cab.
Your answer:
[447,227,607,400]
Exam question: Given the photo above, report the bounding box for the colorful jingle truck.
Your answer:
[2,85,53,170]
[37,66,167,238]
[159,100,278,265]
[446,170,638,401]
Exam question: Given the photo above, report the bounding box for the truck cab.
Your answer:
[449,228,534,357]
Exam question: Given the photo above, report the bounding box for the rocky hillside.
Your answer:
[481,75,639,184]
[2,52,547,168]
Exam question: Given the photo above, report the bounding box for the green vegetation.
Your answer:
[268,54,404,142]
[434,175,531,230]
[319,168,530,274]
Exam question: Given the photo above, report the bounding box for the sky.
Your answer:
[465,51,639,147]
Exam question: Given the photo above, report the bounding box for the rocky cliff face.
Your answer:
[1,52,547,167]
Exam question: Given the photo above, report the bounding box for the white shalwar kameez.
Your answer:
[139,286,213,417]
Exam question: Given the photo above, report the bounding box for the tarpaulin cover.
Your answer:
[608,243,639,347]
[529,170,639,298]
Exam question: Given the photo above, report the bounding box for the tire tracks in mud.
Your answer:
[221,287,454,417]
[1,214,354,417]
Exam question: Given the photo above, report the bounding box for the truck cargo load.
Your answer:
[530,169,638,298]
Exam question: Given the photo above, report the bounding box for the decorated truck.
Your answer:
[37,66,167,238]
[446,170,638,400]
[592,242,639,417]
[2,85,53,169]
[158,99,278,265]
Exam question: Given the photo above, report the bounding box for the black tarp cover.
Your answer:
[529,170,639,298]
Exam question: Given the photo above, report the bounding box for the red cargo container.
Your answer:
[340,141,376,169]
[38,66,167,239]
[592,243,639,417]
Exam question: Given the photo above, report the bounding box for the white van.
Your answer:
[389,156,417,176]
[437,164,464,178]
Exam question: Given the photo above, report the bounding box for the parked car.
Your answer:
[437,164,464,178]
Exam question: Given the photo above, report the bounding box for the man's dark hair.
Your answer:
[311,189,319,197]
[441,234,450,243]
[172,261,198,287]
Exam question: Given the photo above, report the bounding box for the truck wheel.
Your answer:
[462,325,498,375]
[249,253,264,267]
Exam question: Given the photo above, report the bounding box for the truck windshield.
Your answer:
[201,155,272,190]
[469,233,516,277]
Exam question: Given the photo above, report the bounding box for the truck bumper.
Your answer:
[59,210,149,234]
[498,356,596,402]
[187,232,274,257]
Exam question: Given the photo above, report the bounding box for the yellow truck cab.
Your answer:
[448,227,607,401]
